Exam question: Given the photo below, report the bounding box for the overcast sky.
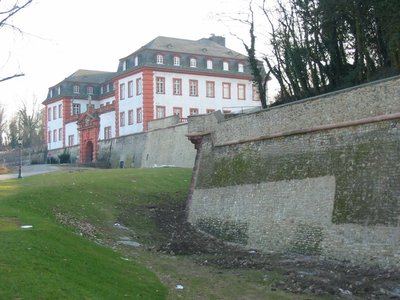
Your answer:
[1,0,270,119]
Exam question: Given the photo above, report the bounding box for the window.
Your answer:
[106,84,110,93]
[120,111,125,127]
[189,80,198,96]
[87,86,94,95]
[189,108,199,115]
[174,56,180,66]
[206,81,215,98]
[120,83,125,100]
[50,89,53,98]
[53,106,57,120]
[58,86,61,94]
[173,78,182,95]
[136,78,142,95]
[207,59,213,69]
[156,106,166,119]
[104,126,112,140]
[48,131,51,143]
[58,128,62,141]
[68,135,74,146]
[253,84,260,101]
[136,108,142,123]
[173,107,182,117]
[156,77,165,94]
[100,86,104,94]
[223,82,231,99]
[128,80,133,97]
[238,63,244,73]
[48,108,52,121]
[58,104,62,118]
[53,129,57,142]
[73,85,80,94]
[238,84,246,100]
[73,103,81,115]
[122,60,127,71]
[128,109,134,125]
[190,58,197,68]
[134,56,138,66]
[223,61,229,71]
[156,54,164,64]
[206,109,215,114]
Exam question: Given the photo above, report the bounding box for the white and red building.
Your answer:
[43,35,263,163]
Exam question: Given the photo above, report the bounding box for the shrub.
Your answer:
[58,149,71,164]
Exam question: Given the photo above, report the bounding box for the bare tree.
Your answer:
[0,105,6,148]
[0,0,33,83]
[15,98,43,148]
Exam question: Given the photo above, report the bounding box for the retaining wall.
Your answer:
[187,76,400,268]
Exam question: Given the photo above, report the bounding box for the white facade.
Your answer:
[43,36,265,152]
[152,71,259,118]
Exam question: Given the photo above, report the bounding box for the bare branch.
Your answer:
[0,0,33,28]
[0,73,25,83]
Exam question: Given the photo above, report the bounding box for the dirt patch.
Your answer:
[148,203,400,300]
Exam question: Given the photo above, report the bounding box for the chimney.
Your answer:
[209,34,225,47]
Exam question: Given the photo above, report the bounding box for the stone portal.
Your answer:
[77,111,100,164]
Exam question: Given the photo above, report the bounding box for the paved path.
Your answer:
[0,164,63,180]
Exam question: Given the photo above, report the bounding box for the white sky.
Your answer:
[1,0,274,119]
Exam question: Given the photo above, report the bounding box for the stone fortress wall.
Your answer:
[187,76,400,268]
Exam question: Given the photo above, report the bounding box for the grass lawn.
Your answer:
[0,167,191,299]
[0,167,329,300]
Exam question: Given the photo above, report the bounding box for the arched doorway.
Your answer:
[85,141,94,163]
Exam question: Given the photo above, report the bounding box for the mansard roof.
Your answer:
[134,36,247,59]
[65,69,115,84]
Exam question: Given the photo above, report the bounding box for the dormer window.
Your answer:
[223,61,229,71]
[134,56,138,66]
[122,60,127,71]
[50,89,53,98]
[106,84,110,93]
[207,59,213,69]
[156,54,164,64]
[100,86,104,94]
[173,56,180,66]
[238,63,244,72]
[190,58,197,68]
[73,85,80,94]
[87,86,94,95]
[57,86,61,94]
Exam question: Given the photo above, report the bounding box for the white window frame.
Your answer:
[156,106,166,119]
[206,81,215,98]
[223,82,231,99]
[156,77,165,94]
[173,56,180,66]
[238,84,246,100]
[190,58,197,68]
[238,63,244,73]
[173,78,182,95]
[207,59,213,69]
[189,80,198,97]
[223,61,229,71]
[156,54,164,64]
[73,103,81,115]
[73,85,80,94]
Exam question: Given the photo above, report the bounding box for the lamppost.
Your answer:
[17,139,22,179]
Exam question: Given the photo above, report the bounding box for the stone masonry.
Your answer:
[187,76,400,268]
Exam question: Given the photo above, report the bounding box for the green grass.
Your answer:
[0,167,330,300]
[0,168,191,299]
